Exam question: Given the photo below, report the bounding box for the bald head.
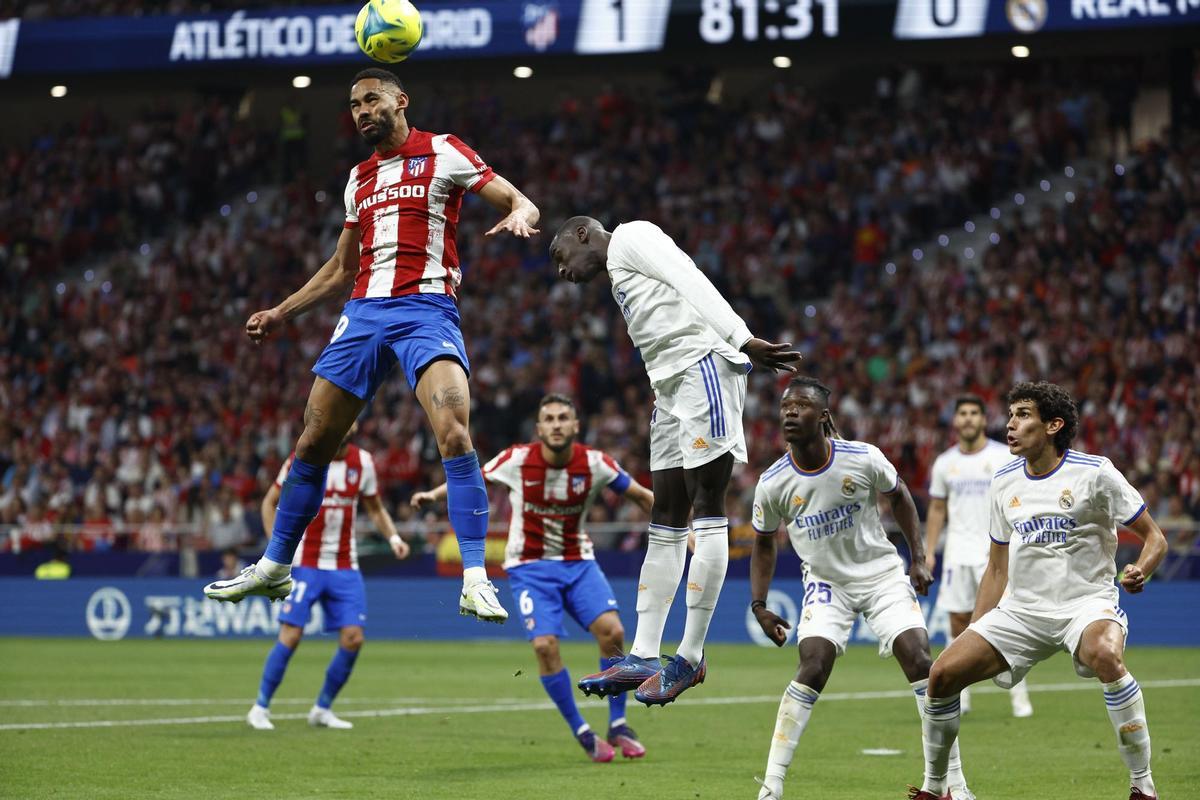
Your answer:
[549,215,610,284]
[552,216,602,246]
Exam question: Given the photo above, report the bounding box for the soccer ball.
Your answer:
[355,0,424,63]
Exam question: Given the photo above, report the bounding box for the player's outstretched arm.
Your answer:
[886,479,933,595]
[245,227,360,343]
[740,338,803,374]
[1120,511,1168,594]
[410,483,449,507]
[971,541,1009,622]
[622,480,654,515]
[924,496,947,573]
[362,494,409,560]
[750,531,789,646]
[478,175,540,238]
[261,483,282,540]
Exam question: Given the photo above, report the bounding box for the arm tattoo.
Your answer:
[431,386,466,410]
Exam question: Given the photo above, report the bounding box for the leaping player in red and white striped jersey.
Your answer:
[205,67,539,628]
[247,422,409,732]
[412,394,654,762]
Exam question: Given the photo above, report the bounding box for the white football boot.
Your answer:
[246,704,274,731]
[459,580,508,623]
[204,564,293,604]
[308,705,353,730]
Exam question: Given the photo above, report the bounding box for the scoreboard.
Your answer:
[0,0,1196,79]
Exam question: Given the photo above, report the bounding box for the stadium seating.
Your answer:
[1,64,1196,554]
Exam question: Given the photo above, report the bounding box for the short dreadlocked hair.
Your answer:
[785,376,841,439]
[1006,381,1078,452]
[787,376,832,407]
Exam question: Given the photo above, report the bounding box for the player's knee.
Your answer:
[436,423,473,457]
[531,636,560,664]
[1086,646,1125,681]
[341,628,364,651]
[927,658,957,696]
[795,662,832,692]
[296,426,341,464]
[598,620,625,652]
[279,625,303,650]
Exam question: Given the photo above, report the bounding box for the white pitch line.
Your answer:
[1,678,1197,732]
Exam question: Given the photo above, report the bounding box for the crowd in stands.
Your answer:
[1,59,1197,559]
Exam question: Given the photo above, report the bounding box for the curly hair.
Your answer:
[1006,381,1079,452]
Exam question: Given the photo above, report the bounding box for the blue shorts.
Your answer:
[507,560,619,641]
[312,295,471,401]
[278,566,367,633]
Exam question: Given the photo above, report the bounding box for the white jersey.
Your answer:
[753,439,904,585]
[929,439,1011,567]
[988,449,1147,615]
[606,221,752,385]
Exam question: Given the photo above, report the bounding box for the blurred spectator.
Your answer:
[34,542,70,579]
[215,546,245,580]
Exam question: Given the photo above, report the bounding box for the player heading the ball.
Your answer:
[205,68,539,625]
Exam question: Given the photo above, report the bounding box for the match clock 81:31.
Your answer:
[699,0,839,43]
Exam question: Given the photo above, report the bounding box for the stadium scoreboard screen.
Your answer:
[0,0,1196,78]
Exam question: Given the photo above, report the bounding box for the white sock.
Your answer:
[257,558,291,580]
[462,566,487,587]
[761,681,819,797]
[629,524,689,659]
[920,691,961,795]
[913,680,965,789]
[1010,678,1031,712]
[1104,673,1155,796]
[677,517,729,666]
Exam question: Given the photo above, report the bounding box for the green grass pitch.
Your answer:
[1,638,1197,799]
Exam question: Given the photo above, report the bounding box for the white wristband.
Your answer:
[388,534,403,547]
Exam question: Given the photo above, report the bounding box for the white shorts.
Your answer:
[797,566,927,658]
[968,597,1128,689]
[935,562,985,615]
[649,353,747,471]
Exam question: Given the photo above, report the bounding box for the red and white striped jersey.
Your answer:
[482,442,631,569]
[275,445,378,570]
[343,128,496,299]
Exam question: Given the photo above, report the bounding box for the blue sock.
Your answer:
[256,641,295,708]
[540,668,587,735]
[443,452,487,571]
[316,647,359,710]
[264,457,328,565]
[601,656,627,727]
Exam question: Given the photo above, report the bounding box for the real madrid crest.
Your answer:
[841,476,857,497]
[1059,489,1075,510]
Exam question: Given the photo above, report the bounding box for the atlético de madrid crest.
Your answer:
[406,156,428,177]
